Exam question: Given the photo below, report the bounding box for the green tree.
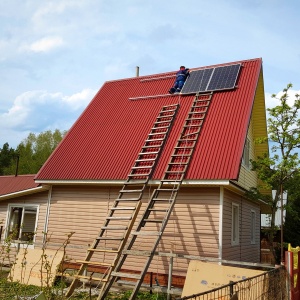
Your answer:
[3,129,67,175]
[0,143,16,175]
[247,83,300,261]
[283,172,300,246]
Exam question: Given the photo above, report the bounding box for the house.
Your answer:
[0,175,49,261]
[0,58,269,286]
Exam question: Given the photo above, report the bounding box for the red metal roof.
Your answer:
[36,58,262,181]
[0,175,39,196]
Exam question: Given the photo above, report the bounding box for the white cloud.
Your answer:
[21,36,64,53]
[0,88,97,148]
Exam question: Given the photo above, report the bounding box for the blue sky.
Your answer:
[0,0,299,148]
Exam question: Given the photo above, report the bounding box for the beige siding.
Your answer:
[44,185,220,276]
[222,189,260,262]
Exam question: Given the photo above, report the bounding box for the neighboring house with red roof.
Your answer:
[0,58,270,284]
[0,175,49,256]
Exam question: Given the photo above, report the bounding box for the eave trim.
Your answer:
[0,185,50,201]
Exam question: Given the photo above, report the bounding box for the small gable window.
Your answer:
[242,138,250,168]
[231,203,240,246]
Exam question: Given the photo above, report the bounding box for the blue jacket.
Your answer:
[176,69,189,81]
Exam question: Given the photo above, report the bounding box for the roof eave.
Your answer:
[0,185,50,201]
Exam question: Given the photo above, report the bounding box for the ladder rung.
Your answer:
[168,162,188,165]
[165,171,184,174]
[111,207,136,210]
[143,219,164,223]
[76,275,108,282]
[106,216,132,220]
[152,125,169,130]
[171,154,190,157]
[154,120,172,125]
[145,138,164,142]
[135,158,156,162]
[128,174,150,178]
[131,166,153,170]
[77,260,113,267]
[153,198,172,201]
[120,189,143,193]
[88,248,119,253]
[148,132,167,136]
[96,236,124,240]
[132,231,160,236]
[101,226,128,230]
[111,271,142,280]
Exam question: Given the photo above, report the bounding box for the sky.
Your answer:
[0,0,299,148]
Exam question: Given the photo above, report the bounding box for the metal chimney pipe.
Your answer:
[136,66,139,77]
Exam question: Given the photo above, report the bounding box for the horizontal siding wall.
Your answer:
[222,189,260,263]
[44,185,220,277]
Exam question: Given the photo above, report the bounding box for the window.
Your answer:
[231,203,240,245]
[242,138,250,168]
[251,210,256,244]
[6,205,38,243]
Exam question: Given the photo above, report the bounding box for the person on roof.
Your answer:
[169,66,190,94]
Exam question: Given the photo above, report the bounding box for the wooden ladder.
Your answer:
[100,92,213,300]
[65,103,179,297]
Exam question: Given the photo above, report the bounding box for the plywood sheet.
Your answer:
[182,260,265,297]
[9,248,64,286]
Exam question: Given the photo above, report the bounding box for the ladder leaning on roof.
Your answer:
[99,92,213,300]
[65,103,179,298]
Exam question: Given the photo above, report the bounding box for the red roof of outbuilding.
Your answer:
[36,58,262,181]
[0,175,39,196]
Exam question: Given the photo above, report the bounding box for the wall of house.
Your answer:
[236,117,258,190]
[42,185,220,277]
[222,189,260,263]
[0,191,49,264]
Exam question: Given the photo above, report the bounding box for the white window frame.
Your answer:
[5,204,39,249]
[231,203,240,246]
[250,210,256,244]
[242,138,250,168]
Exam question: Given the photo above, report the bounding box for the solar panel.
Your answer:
[207,64,241,91]
[181,68,213,94]
[181,63,241,94]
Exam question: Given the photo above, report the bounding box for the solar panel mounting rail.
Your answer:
[65,103,179,298]
[99,92,213,300]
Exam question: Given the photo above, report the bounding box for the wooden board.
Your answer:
[181,260,265,297]
[9,248,64,286]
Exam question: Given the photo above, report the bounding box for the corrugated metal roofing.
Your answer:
[36,58,262,181]
[0,175,39,196]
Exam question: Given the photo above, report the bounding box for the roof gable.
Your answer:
[36,58,263,182]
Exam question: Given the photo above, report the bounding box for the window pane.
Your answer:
[8,206,37,242]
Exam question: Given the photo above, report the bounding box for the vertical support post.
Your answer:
[285,251,292,300]
[167,252,173,300]
[150,272,153,294]
[281,184,284,264]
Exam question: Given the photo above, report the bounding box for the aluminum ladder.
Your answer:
[100,92,213,299]
[65,103,179,298]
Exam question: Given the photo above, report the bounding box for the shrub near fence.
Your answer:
[177,267,287,300]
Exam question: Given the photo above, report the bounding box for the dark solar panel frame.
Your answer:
[181,63,241,94]
[207,64,241,91]
[181,68,213,94]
